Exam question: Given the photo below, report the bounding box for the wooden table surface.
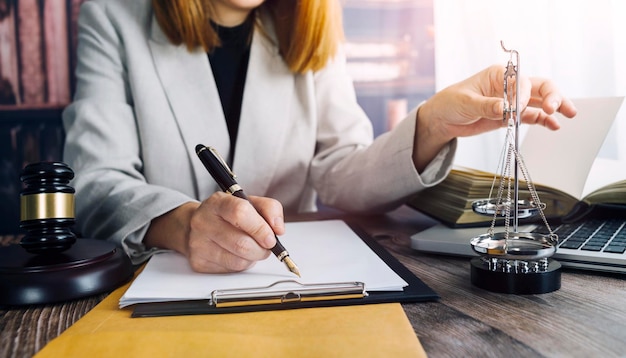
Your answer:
[2,206,625,357]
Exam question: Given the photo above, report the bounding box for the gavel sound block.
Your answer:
[0,162,133,306]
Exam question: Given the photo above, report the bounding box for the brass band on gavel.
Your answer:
[20,192,75,221]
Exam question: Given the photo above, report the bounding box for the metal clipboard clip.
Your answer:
[210,280,367,308]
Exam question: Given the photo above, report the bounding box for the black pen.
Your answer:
[195,144,301,277]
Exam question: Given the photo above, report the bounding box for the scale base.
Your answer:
[0,239,133,306]
[470,257,561,294]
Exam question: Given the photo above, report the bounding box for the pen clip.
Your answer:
[208,146,237,180]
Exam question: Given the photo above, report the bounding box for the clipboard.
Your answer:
[131,221,439,317]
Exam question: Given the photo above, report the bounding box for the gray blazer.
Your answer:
[63,0,455,263]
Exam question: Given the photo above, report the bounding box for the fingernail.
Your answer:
[274,216,284,230]
[551,101,559,111]
[495,100,503,116]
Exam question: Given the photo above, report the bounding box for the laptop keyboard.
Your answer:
[533,219,626,254]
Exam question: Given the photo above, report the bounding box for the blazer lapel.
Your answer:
[233,23,294,196]
[148,16,230,199]
[148,13,294,199]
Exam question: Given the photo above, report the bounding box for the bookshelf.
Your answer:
[342,0,435,136]
[0,0,436,233]
[0,0,82,235]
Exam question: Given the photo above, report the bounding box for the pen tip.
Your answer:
[284,257,301,278]
[195,144,206,154]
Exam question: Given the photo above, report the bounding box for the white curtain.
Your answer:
[433,0,626,173]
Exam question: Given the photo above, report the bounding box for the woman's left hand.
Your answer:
[412,65,578,171]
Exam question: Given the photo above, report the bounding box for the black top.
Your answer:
[208,16,253,159]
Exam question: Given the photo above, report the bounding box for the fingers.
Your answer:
[520,107,561,130]
[516,77,578,130]
[187,233,263,273]
[484,66,577,121]
[528,77,578,118]
[186,192,285,273]
[250,195,285,236]
[217,195,277,249]
[478,68,577,130]
[418,64,578,163]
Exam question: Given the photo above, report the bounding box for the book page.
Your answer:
[521,97,625,199]
[120,220,408,307]
[584,114,626,196]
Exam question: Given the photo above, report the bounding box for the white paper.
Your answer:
[119,220,408,307]
[521,97,625,199]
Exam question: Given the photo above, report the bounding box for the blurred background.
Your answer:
[345,0,625,204]
[432,0,626,174]
[0,0,624,234]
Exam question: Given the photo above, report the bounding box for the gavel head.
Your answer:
[19,162,77,254]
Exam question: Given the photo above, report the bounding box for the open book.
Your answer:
[408,97,626,227]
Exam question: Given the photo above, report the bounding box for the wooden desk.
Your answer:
[2,206,625,357]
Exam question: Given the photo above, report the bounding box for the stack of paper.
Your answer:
[120,220,408,307]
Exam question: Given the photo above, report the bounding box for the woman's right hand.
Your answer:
[145,193,285,273]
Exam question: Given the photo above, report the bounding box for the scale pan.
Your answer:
[470,231,556,260]
[472,199,538,218]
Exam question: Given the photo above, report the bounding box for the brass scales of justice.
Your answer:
[469,42,561,294]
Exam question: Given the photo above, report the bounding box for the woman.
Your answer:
[63,0,577,273]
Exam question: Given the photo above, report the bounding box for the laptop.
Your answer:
[410,217,626,274]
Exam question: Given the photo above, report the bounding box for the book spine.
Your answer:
[68,0,85,98]
[17,0,46,105]
[43,0,70,104]
[0,1,21,105]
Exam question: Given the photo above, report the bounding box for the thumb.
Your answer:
[474,96,504,121]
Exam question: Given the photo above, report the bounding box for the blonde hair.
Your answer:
[152,0,344,73]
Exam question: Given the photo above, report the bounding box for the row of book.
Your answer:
[0,0,85,107]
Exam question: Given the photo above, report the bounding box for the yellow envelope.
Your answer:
[34,275,426,357]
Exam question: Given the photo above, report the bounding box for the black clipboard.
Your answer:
[131,221,439,317]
